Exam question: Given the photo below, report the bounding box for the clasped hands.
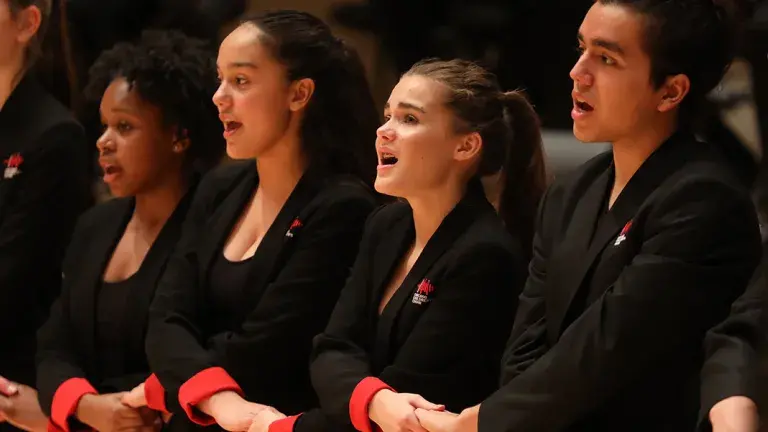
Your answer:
[368,389,478,432]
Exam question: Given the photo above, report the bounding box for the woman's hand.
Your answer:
[368,389,444,432]
[0,378,48,432]
[198,391,270,431]
[246,406,286,432]
[415,405,479,432]
[121,383,147,408]
[76,393,160,432]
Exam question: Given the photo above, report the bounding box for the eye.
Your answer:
[403,114,418,124]
[235,76,249,86]
[575,45,586,55]
[601,54,616,66]
[382,114,391,123]
[116,121,133,133]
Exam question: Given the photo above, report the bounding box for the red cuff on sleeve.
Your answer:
[50,378,97,432]
[178,367,243,426]
[144,374,169,413]
[269,415,301,432]
[349,377,393,432]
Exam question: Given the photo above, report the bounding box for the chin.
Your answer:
[572,124,603,143]
[374,177,402,198]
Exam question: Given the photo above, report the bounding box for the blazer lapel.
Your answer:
[548,132,695,337]
[71,199,133,373]
[198,168,258,282]
[373,184,491,368]
[240,167,325,304]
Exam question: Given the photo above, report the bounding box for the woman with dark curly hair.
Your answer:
[120,9,380,432]
[0,29,224,432]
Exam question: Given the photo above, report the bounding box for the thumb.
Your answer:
[0,377,18,397]
[0,395,13,414]
[407,394,444,411]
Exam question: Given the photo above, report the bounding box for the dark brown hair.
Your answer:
[241,10,379,187]
[596,0,738,127]
[405,58,548,257]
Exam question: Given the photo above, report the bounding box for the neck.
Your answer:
[611,117,676,190]
[0,57,25,111]
[132,174,189,235]
[254,133,308,204]
[407,180,466,249]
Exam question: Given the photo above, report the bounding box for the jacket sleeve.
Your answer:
[498,186,555,385]
[698,251,766,430]
[478,179,762,432]
[36,216,97,432]
[147,182,375,425]
[0,124,89,334]
[144,169,232,418]
[349,243,520,432]
[307,207,384,428]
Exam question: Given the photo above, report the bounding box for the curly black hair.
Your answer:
[85,29,224,172]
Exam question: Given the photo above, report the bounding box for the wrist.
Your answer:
[200,391,244,417]
[74,394,96,424]
[368,389,394,422]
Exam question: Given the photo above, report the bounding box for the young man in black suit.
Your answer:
[415,1,763,431]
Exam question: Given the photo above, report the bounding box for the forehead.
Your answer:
[218,24,269,66]
[388,75,447,108]
[101,78,160,116]
[580,2,647,57]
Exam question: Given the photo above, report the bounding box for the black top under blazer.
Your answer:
[0,75,91,386]
[143,161,377,430]
[35,190,195,432]
[282,183,526,432]
[478,132,762,432]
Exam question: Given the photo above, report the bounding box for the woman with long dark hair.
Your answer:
[122,10,382,432]
[0,0,91,415]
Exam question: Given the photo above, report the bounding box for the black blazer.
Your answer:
[291,184,525,432]
[478,132,762,432]
[144,161,377,429]
[35,190,194,432]
[0,74,91,386]
[698,236,767,431]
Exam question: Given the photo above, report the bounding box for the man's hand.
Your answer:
[709,396,758,432]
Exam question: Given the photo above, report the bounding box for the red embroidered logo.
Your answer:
[285,218,303,238]
[3,153,23,179]
[614,220,633,246]
[412,279,435,305]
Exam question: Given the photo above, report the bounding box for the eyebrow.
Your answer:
[577,32,625,56]
[226,61,258,69]
[383,101,426,113]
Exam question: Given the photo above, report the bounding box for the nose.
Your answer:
[212,82,230,110]
[376,120,395,143]
[96,129,115,154]
[569,56,594,90]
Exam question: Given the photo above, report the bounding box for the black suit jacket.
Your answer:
[0,74,91,386]
[144,161,377,429]
[35,191,194,432]
[697,236,767,431]
[295,184,526,432]
[479,132,762,431]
